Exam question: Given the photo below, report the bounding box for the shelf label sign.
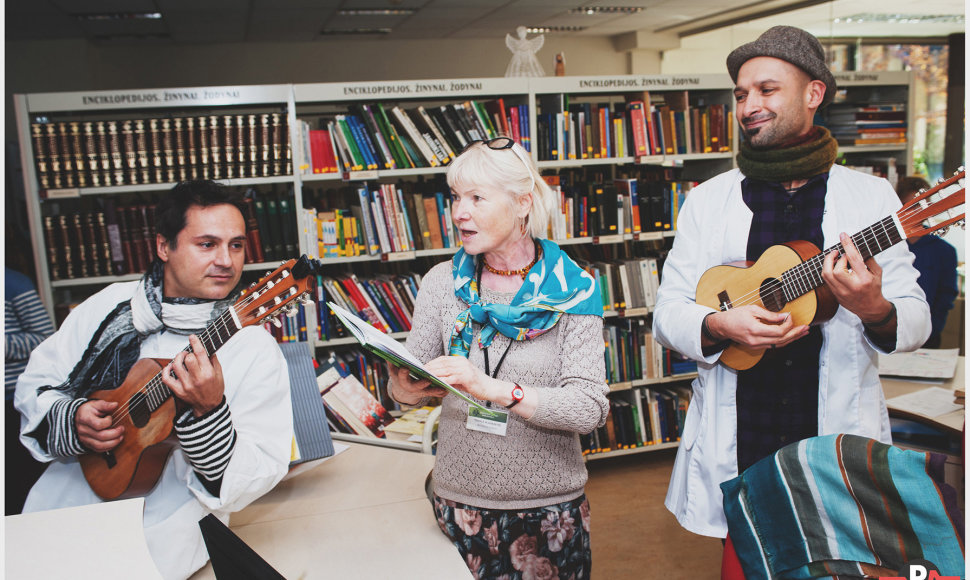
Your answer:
[28,86,288,112]
[339,79,517,98]
[577,76,704,89]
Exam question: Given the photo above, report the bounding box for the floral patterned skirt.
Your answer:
[432,493,592,580]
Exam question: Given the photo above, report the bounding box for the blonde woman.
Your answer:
[389,137,609,580]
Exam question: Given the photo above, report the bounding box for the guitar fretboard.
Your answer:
[135,307,242,415]
[780,215,902,302]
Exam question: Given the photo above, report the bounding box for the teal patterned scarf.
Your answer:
[448,238,602,357]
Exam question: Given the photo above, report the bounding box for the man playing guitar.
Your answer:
[651,26,932,575]
[14,180,293,579]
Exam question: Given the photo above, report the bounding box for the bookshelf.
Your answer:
[819,71,915,186]
[14,72,913,461]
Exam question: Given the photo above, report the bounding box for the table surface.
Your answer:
[190,442,470,579]
[882,356,965,436]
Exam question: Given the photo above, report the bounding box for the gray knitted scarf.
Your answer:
[42,260,236,399]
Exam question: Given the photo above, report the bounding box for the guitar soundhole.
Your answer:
[130,397,151,428]
[759,278,787,312]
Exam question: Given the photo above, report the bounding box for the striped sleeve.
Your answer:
[5,291,55,360]
[45,397,89,457]
[174,397,237,493]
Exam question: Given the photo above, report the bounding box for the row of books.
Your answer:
[297,99,532,174]
[42,192,298,280]
[820,103,907,147]
[315,272,422,338]
[583,257,660,314]
[535,94,732,162]
[301,185,460,258]
[547,177,693,240]
[582,386,690,454]
[30,114,292,190]
[603,318,699,385]
[42,204,155,281]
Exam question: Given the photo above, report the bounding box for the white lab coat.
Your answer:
[653,165,930,537]
[15,282,293,579]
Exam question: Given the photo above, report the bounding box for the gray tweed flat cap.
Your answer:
[726,25,836,107]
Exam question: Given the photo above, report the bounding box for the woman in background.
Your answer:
[388,137,609,580]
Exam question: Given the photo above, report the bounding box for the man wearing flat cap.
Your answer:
[652,25,930,565]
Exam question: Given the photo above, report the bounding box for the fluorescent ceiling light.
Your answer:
[73,12,163,21]
[569,7,643,15]
[336,9,416,16]
[834,13,965,24]
[527,26,587,33]
[320,28,392,35]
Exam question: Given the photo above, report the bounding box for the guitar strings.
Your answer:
[709,190,963,312]
[105,305,238,427]
[104,289,266,427]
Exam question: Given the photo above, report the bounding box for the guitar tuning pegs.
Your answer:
[286,305,299,317]
[249,281,257,288]
[270,317,282,328]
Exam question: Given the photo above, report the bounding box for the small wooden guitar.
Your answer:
[696,169,965,371]
[79,256,314,500]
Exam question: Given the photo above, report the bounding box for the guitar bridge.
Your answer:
[102,451,117,469]
[717,290,731,311]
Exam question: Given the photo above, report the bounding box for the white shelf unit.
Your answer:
[824,71,915,182]
[13,84,296,318]
[15,75,744,459]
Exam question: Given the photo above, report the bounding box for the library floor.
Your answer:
[585,448,723,579]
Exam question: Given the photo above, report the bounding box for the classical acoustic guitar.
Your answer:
[79,256,314,500]
[696,169,965,371]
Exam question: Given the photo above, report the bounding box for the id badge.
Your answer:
[466,405,509,436]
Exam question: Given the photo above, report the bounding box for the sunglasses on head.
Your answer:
[459,137,536,191]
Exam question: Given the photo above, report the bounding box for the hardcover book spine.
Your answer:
[82,121,101,187]
[149,119,165,183]
[122,120,138,184]
[259,114,271,177]
[69,122,87,188]
[270,113,283,176]
[222,115,236,179]
[208,115,222,180]
[71,213,89,278]
[56,122,76,188]
[242,197,265,263]
[43,216,60,280]
[158,118,174,183]
[31,123,51,189]
[82,212,102,277]
[106,121,124,186]
[57,215,74,279]
[247,114,259,178]
[102,199,127,275]
[197,116,211,180]
[45,123,63,189]
[235,114,248,177]
[173,117,188,182]
[185,116,198,179]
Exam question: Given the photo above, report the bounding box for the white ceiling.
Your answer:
[4,0,965,44]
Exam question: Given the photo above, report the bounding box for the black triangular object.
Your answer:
[198,513,286,579]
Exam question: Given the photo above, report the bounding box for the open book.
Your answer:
[327,301,487,411]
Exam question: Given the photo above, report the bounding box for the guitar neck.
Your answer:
[141,307,241,411]
[782,215,902,302]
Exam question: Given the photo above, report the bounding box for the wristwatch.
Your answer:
[508,383,525,409]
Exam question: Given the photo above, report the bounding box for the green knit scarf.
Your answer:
[736,126,838,182]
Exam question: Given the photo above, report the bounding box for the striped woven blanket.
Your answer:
[721,434,964,579]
